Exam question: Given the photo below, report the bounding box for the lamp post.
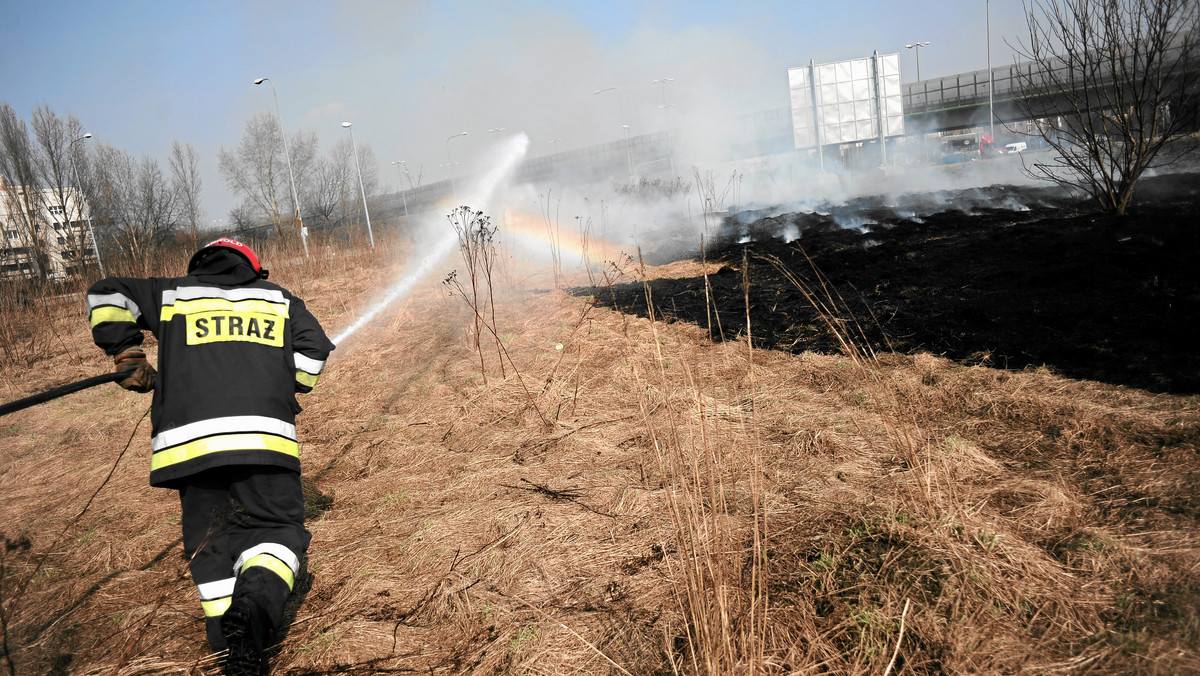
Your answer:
[905,42,930,80]
[621,124,634,181]
[652,78,675,128]
[68,132,104,276]
[594,87,633,182]
[253,77,308,257]
[391,161,409,217]
[341,122,375,249]
[987,0,995,141]
[652,78,676,178]
[445,131,468,197]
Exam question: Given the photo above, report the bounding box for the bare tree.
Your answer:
[31,104,78,210]
[0,104,52,279]
[218,114,285,232]
[306,140,357,229]
[1015,0,1200,214]
[287,129,319,215]
[218,113,316,235]
[301,138,379,233]
[91,144,178,276]
[169,140,205,236]
[30,104,97,276]
[228,202,257,231]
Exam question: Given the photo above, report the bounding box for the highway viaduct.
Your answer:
[372,48,1195,219]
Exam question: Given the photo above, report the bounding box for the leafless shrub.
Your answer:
[692,168,740,239]
[0,285,57,369]
[538,190,563,288]
[575,209,597,288]
[1014,0,1200,214]
[444,206,503,382]
[614,176,691,201]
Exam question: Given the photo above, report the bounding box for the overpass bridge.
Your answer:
[376,60,1032,219]
[365,46,1195,220]
[904,62,1038,131]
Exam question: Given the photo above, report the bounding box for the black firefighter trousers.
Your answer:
[177,466,311,652]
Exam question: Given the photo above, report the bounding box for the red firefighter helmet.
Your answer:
[187,237,267,277]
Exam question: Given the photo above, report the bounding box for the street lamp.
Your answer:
[652,78,677,178]
[987,0,995,141]
[905,42,931,81]
[621,125,634,180]
[253,77,308,257]
[651,78,674,128]
[341,122,375,248]
[68,132,104,276]
[594,87,633,182]
[445,131,468,196]
[391,161,409,217]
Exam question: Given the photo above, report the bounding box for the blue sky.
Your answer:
[1,0,1031,221]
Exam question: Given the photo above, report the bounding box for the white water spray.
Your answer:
[331,133,531,347]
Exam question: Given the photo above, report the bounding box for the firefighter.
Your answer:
[86,237,334,675]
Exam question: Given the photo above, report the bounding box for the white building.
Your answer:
[0,177,97,280]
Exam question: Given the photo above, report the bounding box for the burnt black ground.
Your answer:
[585,172,1200,394]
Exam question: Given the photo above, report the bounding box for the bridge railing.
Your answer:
[905,37,1195,114]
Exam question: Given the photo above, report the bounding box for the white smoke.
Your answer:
[331,133,531,347]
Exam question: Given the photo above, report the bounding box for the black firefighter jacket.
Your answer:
[86,250,335,487]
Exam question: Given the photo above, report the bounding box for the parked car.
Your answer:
[1004,142,1027,154]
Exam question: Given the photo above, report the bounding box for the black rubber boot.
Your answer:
[221,597,269,675]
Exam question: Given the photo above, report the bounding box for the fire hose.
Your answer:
[0,371,331,502]
[0,371,124,418]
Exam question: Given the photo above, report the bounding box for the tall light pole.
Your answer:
[621,124,634,181]
[905,42,930,80]
[987,0,995,141]
[445,131,468,197]
[652,78,674,129]
[253,77,308,257]
[341,122,375,249]
[594,87,633,182]
[67,132,104,276]
[652,78,676,178]
[391,161,409,217]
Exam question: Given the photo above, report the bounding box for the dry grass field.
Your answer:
[1,183,1198,674]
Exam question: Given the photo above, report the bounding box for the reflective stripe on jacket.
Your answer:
[87,268,334,487]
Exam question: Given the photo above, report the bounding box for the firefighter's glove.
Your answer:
[113,347,156,393]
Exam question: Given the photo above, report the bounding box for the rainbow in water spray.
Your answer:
[331,133,531,347]
[498,207,628,266]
